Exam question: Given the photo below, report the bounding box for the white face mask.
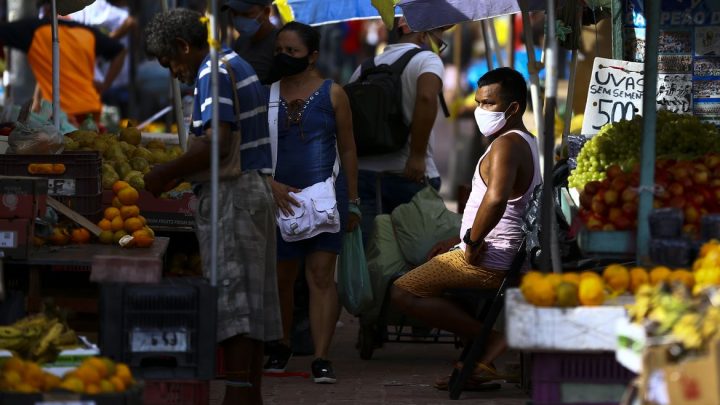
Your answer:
[474,105,511,137]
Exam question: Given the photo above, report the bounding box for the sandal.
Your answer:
[432,363,518,391]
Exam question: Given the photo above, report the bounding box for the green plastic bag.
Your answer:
[338,227,373,315]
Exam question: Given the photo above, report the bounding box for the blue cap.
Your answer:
[222,0,272,12]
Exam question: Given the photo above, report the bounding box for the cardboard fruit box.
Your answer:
[102,190,196,229]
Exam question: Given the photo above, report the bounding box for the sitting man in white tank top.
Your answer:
[391,67,540,389]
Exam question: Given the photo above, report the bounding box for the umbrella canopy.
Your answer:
[398,0,548,31]
[280,0,401,26]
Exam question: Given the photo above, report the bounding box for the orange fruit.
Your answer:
[4,357,26,374]
[112,230,128,244]
[649,266,672,286]
[629,267,649,293]
[579,277,606,306]
[603,264,630,293]
[85,357,108,378]
[70,228,91,244]
[98,218,112,231]
[545,273,563,287]
[59,376,84,393]
[104,207,121,221]
[669,269,695,289]
[112,180,130,194]
[75,365,101,386]
[124,217,144,233]
[100,379,115,393]
[132,229,155,248]
[110,216,124,232]
[86,383,101,394]
[115,363,132,385]
[138,215,147,226]
[561,272,581,286]
[117,187,139,205]
[109,375,126,392]
[120,205,140,219]
[43,373,61,391]
[3,370,21,386]
[98,230,114,244]
[112,197,123,208]
[522,277,556,307]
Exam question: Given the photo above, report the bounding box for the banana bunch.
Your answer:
[0,312,78,363]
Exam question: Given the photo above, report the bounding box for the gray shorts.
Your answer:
[195,171,283,343]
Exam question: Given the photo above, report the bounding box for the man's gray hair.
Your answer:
[144,8,208,60]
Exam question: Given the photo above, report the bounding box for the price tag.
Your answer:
[0,231,16,248]
[130,328,189,352]
[581,57,645,136]
[47,179,76,196]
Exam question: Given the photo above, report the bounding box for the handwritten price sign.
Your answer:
[581,57,646,135]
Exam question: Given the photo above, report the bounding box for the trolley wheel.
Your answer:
[358,325,375,360]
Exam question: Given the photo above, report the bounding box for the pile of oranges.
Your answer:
[97,181,155,248]
[519,265,694,308]
[0,356,135,395]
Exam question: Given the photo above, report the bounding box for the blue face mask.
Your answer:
[233,15,261,37]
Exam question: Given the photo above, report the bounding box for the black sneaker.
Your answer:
[263,344,292,373]
[311,358,337,384]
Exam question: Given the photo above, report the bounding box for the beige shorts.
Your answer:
[393,249,505,298]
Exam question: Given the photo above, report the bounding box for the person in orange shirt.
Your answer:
[0,6,126,125]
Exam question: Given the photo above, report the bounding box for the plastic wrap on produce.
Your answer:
[567,134,589,161]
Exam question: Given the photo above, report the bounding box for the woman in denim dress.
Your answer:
[267,21,360,384]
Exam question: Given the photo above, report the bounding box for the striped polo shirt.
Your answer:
[191,48,271,174]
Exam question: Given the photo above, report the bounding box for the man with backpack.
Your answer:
[346,18,449,243]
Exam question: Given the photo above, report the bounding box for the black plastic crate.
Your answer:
[0,151,102,196]
[99,278,217,379]
[55,192,103,221]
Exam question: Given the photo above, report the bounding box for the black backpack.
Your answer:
[344,48,423,157]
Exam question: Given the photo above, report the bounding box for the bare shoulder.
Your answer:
[490,131,531,156]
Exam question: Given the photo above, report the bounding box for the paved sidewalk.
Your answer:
[211,312,530,405]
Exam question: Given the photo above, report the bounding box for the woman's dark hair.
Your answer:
[278,21,320,54]
[477,67,528,114]
[144,8,208,59]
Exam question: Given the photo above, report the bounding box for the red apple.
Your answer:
[668,182,684,196]
[579,191,593,210]
[602,223,616,231]
[669,196,686,209]
[608,207,623,223]
[606,164,623,180]
[705,153,720,169]
[612,214,633,230]
[670,165,690,181]
[693,170,710,185]
[586,214,604,231]
[685,205,700,224]
[584,180,601,196]
[621,188,638,203]
[591,195,607,215]
[622,202,637,216]
[690,193,705,207]
[611,176,628,192]
[604,189,619,206]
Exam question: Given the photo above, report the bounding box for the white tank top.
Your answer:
[459,130,541,271]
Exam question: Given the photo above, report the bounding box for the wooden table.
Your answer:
[5,237,170,313]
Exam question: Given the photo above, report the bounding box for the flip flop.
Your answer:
[433,362,518,391]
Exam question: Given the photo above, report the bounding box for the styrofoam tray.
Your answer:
[506,288,632,352]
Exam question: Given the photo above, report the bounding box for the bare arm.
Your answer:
[31,84,43,112]
[404,72,442,181]
[331,83,359,201]
[99,48,127,93]
[144,122,233,195]
[110,15,137,40]
[468,135,523,242]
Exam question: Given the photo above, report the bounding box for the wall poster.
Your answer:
[624,0,720,127]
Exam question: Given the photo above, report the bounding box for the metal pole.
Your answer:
[519,0,544,140]
[488,18,504,67]
[636,0,661,265]
[51,0,60,129]
[481,20,493,70]
[541,0,558,272]
[209,0,220,288]
[160,0,189,151]
[562,48,578,145]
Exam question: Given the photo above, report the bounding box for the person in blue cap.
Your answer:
[223,0,278,84]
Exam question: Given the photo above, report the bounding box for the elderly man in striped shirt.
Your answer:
[143,8,281,405]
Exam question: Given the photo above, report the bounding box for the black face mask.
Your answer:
[272,53,310,78]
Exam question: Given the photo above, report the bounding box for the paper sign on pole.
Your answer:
[581,57,645,135]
